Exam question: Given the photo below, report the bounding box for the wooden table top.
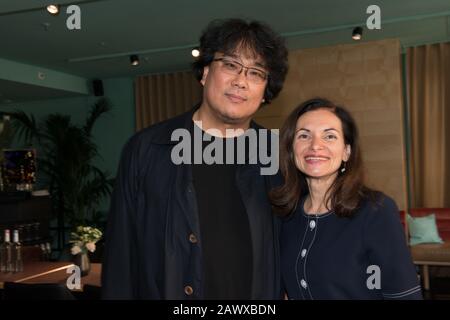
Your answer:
[0,261,101,291]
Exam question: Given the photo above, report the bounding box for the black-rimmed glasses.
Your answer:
[213,57,268,84]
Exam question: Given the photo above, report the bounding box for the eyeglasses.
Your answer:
[213,57,269,84]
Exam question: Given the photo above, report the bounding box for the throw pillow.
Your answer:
[407,213,444,246]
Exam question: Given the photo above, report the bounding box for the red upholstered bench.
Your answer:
[400,208,450,290]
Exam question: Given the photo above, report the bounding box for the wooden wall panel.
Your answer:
[256,39,407,209]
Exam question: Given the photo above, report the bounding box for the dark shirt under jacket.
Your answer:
[280,193,422,300]
[193,132,253,299]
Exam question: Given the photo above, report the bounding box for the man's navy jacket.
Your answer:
[101,107,282,299]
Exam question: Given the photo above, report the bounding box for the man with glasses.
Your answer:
[102,18,288,299]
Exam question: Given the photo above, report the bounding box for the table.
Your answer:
[0,261,101,291]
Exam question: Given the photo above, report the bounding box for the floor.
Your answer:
[424,276,450,300]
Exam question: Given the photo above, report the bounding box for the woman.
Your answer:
[270,98,422,300]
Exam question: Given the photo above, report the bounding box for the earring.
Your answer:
[262,98,265,103]
[341,162,347,173]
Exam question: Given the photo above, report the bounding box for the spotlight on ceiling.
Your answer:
[130,55,140,66]
[352,27,363,41]
[46,4,60,15]
[191,47,200,58]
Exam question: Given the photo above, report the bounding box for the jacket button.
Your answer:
[301,249,307,258]
[300,279,308,289]
[189,233,198,244]
[184,285,194,296]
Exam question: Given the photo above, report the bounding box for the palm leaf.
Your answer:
[84,98,112,135]
[5,99,114,229]
[7,110,39,145]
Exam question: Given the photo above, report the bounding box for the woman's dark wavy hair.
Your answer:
[192,18,288,104]
[269,98,377,218]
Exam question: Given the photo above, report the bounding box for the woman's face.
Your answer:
[293,109,351,180]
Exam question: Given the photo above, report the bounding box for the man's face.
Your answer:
[200,49,268,125]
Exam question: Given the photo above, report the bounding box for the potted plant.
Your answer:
[5,98,114,253]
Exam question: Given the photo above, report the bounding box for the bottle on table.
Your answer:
[0,229,13,273]
[12,229,23,273]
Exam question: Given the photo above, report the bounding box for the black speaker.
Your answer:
[93,79,104,96]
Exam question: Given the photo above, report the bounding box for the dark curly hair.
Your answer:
[192,18,288,104]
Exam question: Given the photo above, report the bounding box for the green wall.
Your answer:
[0,77,135,212]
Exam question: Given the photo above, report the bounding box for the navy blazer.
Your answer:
[101,107,282,299]
[281,194,422,300]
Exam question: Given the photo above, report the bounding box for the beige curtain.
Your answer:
[135,71,202,130]
[407,43,450,208]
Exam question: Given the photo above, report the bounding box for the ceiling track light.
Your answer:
[130,54,140,66]
[191,47,200,58]
[46,4,60,15]
[352,27,363,41]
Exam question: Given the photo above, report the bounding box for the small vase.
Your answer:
[74,252,91,277]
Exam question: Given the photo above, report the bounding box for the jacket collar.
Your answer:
[148,104,265,145]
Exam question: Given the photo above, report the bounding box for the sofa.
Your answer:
[399,208,450,290]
